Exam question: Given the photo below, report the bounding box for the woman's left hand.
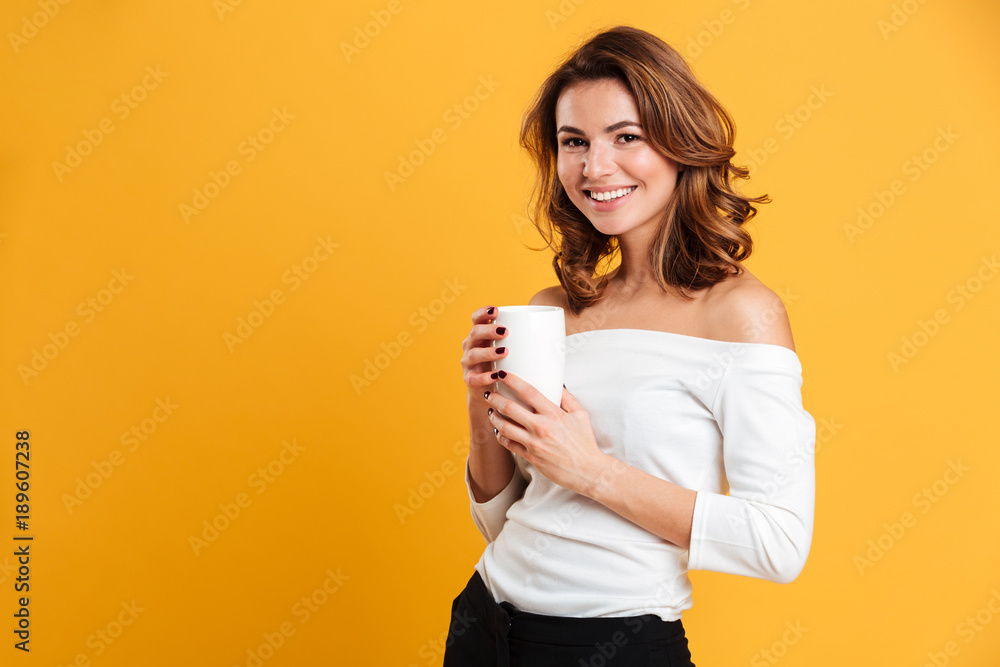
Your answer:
[484,370,609,498]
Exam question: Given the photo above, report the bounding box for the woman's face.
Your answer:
[555,78,681,240]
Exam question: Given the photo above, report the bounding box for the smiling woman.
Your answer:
[449,24,815,667]
[521,26,768,315]
[555,79,683,239]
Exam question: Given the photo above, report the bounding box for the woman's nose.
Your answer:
[583,140,615,178]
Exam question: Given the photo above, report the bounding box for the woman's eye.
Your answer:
[559,134,641,148]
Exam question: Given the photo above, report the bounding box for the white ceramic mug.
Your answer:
[492,305,566,411]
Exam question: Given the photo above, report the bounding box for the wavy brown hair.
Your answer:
[519,25,769,315]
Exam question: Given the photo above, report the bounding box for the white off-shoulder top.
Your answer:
[465,328,816,622]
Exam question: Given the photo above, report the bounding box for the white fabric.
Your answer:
[465,328,816,622]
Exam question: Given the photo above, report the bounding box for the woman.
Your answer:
[446,25,816,666]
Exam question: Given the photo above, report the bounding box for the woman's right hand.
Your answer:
[463,306,519,504]
[461,305,509,399]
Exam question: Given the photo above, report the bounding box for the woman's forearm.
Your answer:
[467,389,516,503]
[586,453,697,550]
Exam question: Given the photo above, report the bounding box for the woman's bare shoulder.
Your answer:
[706,267,796,351]
[528,285,568,308]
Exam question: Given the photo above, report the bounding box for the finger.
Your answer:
[462,313,502,356]
[498,433,528,458]
[471,341,507,366]
[495,428,529,459]
[485,388,536,435]
[559,385,582,412]
[470,322,508,349]
[482,322,508,341]
[472,305,498,324]
[461,323,509,382]
[494,370,553,413]
[461,343,506,379]
[487,408,521,436]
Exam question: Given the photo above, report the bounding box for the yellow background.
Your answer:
[2,0,999,665]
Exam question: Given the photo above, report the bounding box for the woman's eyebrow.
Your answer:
[557,121,642,135]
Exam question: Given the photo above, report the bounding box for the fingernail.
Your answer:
[488,408,493,416]
[496,326,506,335]
[490,371,499,380]
[563,383,566,388]
[495,347,506,354]
[487,307,495,314]
[484,390,491,399]
[498,370,507,379]
[493,428,499,435]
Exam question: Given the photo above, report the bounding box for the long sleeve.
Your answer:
[688,348,816,584]
[465,457,528,543]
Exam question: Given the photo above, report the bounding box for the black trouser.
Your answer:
[443,570,696,666]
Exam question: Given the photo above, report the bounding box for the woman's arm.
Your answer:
[467,388,517,503]
[460,305,529,542]
[585,457,698,550]
[686,348,815,584]
[586,285,814,583]
[465,388,528,543]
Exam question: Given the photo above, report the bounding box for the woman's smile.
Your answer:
[584,185,638,210]
[555,78,680,239]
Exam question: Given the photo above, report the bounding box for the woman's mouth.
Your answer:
[584,186,637,209]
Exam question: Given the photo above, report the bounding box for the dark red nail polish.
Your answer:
[487,307,495,314]
[484,390,491,399]
[496,326,506,335]
[498,370,507,379]
[495,347,506,354]
[490,371,499,380]
[488,408,493,416]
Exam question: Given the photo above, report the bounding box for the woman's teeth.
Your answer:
[588,186,636,201]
